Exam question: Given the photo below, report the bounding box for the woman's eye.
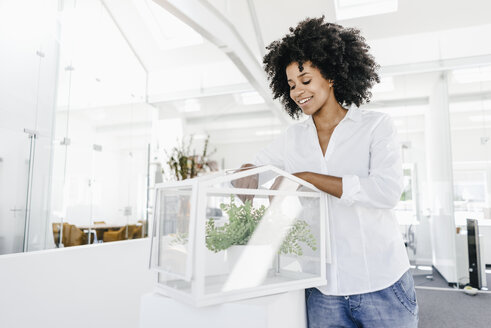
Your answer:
[302,80,311,85]
[290,85,295,90]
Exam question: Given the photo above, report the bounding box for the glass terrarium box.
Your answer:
[149,165,330,307]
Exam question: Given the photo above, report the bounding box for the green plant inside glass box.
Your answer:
[205,195,317,260]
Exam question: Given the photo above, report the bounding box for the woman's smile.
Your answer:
[298,96,313,105]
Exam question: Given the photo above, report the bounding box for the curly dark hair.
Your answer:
[263,16,380,119]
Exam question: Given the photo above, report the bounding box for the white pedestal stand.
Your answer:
[139,290,307,328]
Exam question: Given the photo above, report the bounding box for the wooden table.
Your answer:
[77,224,125,231]
[77,224,124,243]
[77,223,143,243]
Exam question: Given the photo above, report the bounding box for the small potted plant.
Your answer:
[205,196,317,263]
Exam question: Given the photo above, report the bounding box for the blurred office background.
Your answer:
[2,1,491,323]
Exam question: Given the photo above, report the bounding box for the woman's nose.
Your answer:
[293,87,305,98]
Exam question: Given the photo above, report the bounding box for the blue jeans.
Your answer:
[305,270,418,328]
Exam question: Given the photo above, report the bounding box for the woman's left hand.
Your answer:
[269,173,309,203]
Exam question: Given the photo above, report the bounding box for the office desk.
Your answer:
[77,224,124,243]
[77,224,125,230]
[77,223,143,243]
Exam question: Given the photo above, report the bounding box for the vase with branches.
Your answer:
[166,135,216,181]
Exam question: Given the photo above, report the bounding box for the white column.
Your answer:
[425,72,458,284]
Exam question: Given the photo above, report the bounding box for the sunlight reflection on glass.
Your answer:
[222,179,302,291]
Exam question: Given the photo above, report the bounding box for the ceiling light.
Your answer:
[88,111,107,121]
[469,114,491,122]
[192,134,208,140]
[180,99,201,112]
[255,129,281,136]
[452,66,491,84]
[334,0,398,20]
[237,91,265,105]
[393,119,404,127]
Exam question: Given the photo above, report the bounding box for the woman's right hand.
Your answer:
[268,175,285,204]
[231,163,258,203]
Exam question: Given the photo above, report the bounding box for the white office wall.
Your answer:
[0,239,154,328]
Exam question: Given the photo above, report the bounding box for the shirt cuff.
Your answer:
[340,175,360,206]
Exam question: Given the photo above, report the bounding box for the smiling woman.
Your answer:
[234,16,418,328]
[263,17,379,119]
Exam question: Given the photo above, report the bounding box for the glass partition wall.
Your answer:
[0,0,151,255]
[51,0,150,248]
[371,73,432,275]
[449,66,491,288]
[0,0,60,254]
[381,68,491,289]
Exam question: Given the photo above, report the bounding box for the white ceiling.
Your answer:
[57,0,491,147]
[251,0,491,42]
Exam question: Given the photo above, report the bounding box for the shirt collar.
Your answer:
[302,105,361,128]
[345,105,361,122]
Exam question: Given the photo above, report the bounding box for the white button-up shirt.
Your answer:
[253,107,409,295]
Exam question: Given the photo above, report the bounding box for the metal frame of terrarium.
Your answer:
[149,165,329,307]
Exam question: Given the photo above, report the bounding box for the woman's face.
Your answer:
[286,61,333,116]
